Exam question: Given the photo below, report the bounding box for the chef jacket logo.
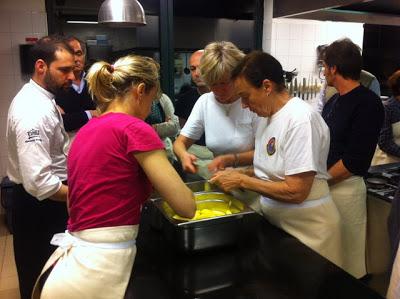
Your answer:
[25,129,41,143]
[266,137,276,156]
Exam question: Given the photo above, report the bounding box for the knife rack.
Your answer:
[286,76,323,101]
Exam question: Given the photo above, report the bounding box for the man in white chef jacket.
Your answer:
[6,35,75,299]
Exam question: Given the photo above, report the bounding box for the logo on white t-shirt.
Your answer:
[266,137,276,156]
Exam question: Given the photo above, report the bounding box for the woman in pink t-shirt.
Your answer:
[34,55,196,299]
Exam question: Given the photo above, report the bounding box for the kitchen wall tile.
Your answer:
[0,75,16,101]
[288,55,302,72]
[301,40,317,57]
[315,24,328,45]
[289,23,303,41]
[0,156,6,180]
[0,12,11,33]
[10,11,32,33]
[31,12,47,33]
[270,22,277,41]
[269,38,276,56]
[12,54,21,76]
[0,99,11,117]
[14,74,28,94]
[301,24,316,41]
[301,61,316,73]
[0,116,7,132]
[275,39,290,56]
[0,143,7,164]
[276,22,290,40]
[11,32,31,54]
[289,39,302,56]
[276,55,289,70]
[0,33,12,55]
[0,55,14,76]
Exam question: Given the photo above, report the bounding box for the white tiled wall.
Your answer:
[0,0,47,180]
[268,18,364,84]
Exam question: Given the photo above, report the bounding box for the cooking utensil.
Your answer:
[366,177,388,189]
[149,181,255,252]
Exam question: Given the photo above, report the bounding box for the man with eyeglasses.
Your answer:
[55,36,97,141]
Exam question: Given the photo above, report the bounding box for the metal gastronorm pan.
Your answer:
[149,180,255,252]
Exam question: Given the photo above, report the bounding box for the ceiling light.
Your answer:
[98,0,146,27]
[66,21,99,24]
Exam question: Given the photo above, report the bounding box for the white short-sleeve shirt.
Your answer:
[180,92,259,156]
[7,79,69,200]
[254,97,330,181]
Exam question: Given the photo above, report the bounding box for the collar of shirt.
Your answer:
[30,78,54,100]
[72,72,86,94]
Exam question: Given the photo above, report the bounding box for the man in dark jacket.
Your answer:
[55,36,97,138]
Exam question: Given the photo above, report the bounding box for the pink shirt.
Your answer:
[67,112,164,232]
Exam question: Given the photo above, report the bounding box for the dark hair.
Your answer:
[316,44,328,65]
[324,38,362,80]
[388,70,400,97]
[65,35,86,55]
[30,35,74,72]
[231,51,286,92]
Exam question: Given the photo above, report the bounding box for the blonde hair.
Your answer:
[86,55,160,113]
[199,41,244,86]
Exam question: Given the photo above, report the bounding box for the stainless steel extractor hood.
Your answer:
[274,0,400,26]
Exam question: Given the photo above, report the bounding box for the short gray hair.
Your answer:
[199,41,244,86]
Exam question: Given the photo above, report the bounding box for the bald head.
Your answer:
[189,50,206,87]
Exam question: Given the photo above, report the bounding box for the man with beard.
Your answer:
[6,35,74,299]
[55,36,97,140]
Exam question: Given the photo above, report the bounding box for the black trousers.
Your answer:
[12,184,68,299]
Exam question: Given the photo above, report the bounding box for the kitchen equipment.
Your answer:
[366,165,400,201]
[163,192,244,221]
[98,0,146,27]
[149,180,255,252]
[366,177,388,189]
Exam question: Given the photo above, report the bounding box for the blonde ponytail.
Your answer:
[87,55,160,113]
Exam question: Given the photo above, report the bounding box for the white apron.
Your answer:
[371,121,400,166]
[387,239,400,299]
[260,179,343,268]
[330,176,367,278]
[32,225,138,299]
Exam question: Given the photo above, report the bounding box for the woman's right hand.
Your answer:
[181,152,198,174]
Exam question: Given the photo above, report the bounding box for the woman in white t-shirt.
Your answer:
[210,51,343,268]
[173,41,259,175]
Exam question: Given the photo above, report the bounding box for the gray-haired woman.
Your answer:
[173,41,259,177]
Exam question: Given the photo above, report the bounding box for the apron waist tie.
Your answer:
[50,230,136,252]
[261,194,331,209]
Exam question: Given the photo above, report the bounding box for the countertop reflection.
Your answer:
[124,202,383,299]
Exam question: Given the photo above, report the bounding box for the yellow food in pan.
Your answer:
[170,192,243,221]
